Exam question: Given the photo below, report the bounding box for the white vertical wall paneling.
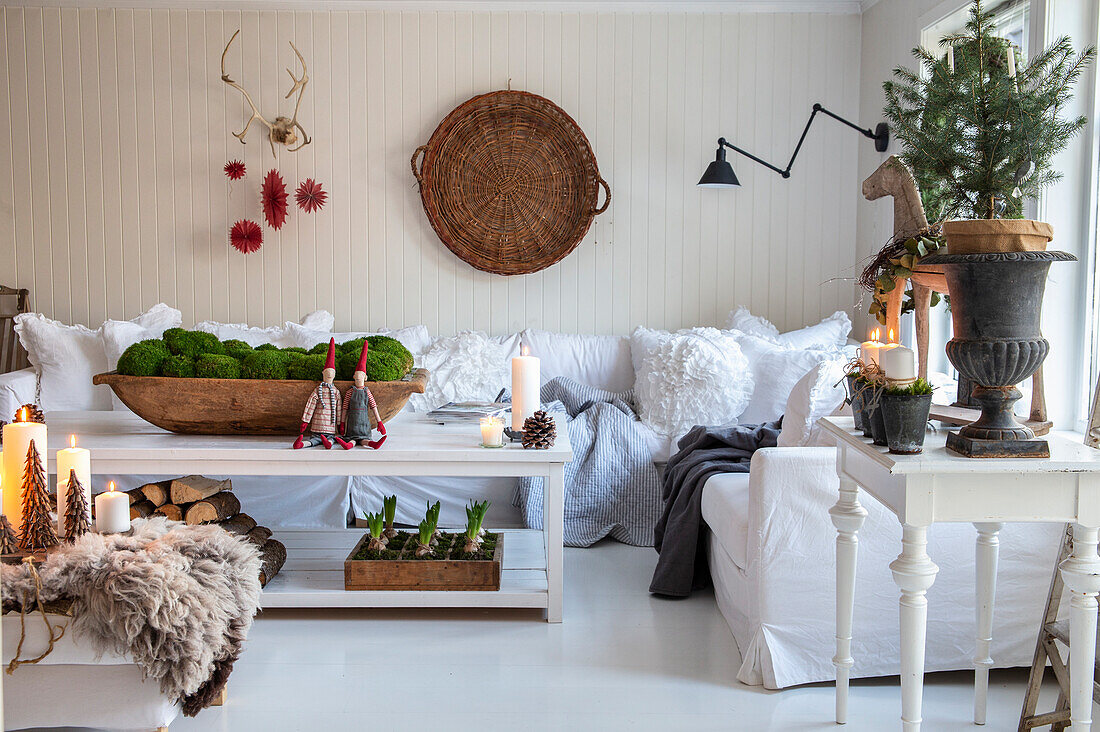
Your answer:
[2,7,862,336]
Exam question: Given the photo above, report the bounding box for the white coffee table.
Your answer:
[820,416,1100,732]
[42,411,573,622]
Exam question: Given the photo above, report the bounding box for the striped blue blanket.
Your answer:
[512,378,662,547]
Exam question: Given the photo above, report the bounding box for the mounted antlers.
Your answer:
[220,29,312,155]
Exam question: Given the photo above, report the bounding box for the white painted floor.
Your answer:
[38,541,1066,732]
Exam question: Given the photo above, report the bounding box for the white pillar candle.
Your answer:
[95,481,130,534]
[882,344,917,381]
[511,345,540,431]
[1,409,47,533]
[860,329,884,367]
[480,417,505,447]
[56,434,91,535]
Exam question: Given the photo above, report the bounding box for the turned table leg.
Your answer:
[1059,524,1100,732]
[890,523,939,732]
[830,474,868,725]
[973,521,1003,725]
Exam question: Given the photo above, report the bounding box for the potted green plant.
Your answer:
[884,0,1094,253]
[363,511,387,551]
[382,494,398,540]
[462,500,491,554]
[881,379,935,455]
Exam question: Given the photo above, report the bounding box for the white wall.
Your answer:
[858,0,1099,426]
[0,5,861,337]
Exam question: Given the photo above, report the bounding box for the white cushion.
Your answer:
[14,314,110,411]
[735,333,851,425]
[521,329,633,392]
[287,324,432,356]
[99,304,184,411]
[195,310,336,348]
[777,358,848,447]
[408,331,513,412]
[630,327,754,438]
[726,306,852,350]
[701,471,752,569]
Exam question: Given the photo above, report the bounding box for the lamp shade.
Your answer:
[697,148,739,188]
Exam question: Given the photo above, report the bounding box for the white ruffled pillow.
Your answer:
[408,331,512,412]
[777,359,848,447]
[630,327,754,438]
[195,310,335,347]
[735,332,855,424]
[14,313,109,411]
[726,306,852,350]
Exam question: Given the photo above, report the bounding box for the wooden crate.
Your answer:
[344,533,502,591]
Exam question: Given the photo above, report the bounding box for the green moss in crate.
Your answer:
[164,328,224,359]
[221,339,253,361]
[241,350,288,380]
[287,353,325,381]
[117,339,171,376]
[367,335,414,374]
[195,354,242,379]
[160,354,196,378]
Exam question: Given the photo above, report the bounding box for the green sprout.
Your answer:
[364,511,387,551]
[463,500,491,553]
[383,495,398,538]
[415,519,435,557]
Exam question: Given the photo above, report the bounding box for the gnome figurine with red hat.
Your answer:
[340,341,387,449]
[293,338,354,450]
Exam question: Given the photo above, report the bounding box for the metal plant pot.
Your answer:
[868,401,888,447]
[846,374,865,432]
[921,249,1076,457]
[881,392,933,455]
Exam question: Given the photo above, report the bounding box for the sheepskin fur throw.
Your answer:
[2,517,261,716]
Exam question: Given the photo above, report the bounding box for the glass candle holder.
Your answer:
[480,416,505,447]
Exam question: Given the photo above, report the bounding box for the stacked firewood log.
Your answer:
[125,476,287,587]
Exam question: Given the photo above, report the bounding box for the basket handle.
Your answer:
[593,176,611,215]
[410,145,428,185]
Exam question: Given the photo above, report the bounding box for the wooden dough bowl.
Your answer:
[92,369,429,436]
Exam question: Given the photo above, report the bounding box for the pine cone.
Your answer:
[522,411,556,449]
[14,404,45,425]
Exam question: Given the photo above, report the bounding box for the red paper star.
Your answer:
[224,160,246,180]
[295,178,327,213]
[229,219,263,254]
[261,169,289,230]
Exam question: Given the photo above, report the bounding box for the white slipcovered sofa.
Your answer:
[0,303,1065,693]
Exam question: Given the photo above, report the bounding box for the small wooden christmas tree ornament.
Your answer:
[17,439,58,553]
[521,411,556,449]
[63,468,91,542]
[0,514,17,554]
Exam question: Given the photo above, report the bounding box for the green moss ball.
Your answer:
[282,346,308,355]
[117,339,171,377]
[308,342,330,355]
[288,353,326,381]
[164,328,224,359]
[335,352,359,381]
[241,350,289,379]
[221,339,253,360]
[366,351,404,382]
[160,354,196,378]
[195,353,242,379]
[255,343,278,352]
[338,338,366,356]
[366,335,414,374]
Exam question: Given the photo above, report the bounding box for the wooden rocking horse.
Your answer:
[862,155,1050,433]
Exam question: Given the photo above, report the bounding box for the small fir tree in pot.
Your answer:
[883,0,1094,251]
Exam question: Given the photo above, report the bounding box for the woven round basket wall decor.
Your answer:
[411,90,611,276]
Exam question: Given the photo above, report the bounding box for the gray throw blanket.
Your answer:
[650,420,782,597]
[2,517,262,716]
[513,377,662,547]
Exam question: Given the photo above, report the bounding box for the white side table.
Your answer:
[820,416,1100,732]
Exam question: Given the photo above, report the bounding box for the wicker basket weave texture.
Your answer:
[412,90,610,276]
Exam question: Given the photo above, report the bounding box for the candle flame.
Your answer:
[108,481,117,494]
[888,328,896,344]
[870,328,880,342]
[521,344,529,357]
[16,407,28,423]
[69,434,77,449]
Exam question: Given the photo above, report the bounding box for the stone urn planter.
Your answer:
[921,250,1075,457]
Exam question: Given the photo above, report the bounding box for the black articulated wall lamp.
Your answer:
[698,103,889,188]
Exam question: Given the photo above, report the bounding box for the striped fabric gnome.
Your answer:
[340,341,387,449]
[293,338,353,450]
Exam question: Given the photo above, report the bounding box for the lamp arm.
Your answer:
[718,103,888,179]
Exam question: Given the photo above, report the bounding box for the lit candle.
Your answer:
[480,416,505,447]
[56,434,91,535]
[879,328,900,367]
[95,481,130,534]
[860,328,884,367]
[511,344,540,431]
[1,407,47,533]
